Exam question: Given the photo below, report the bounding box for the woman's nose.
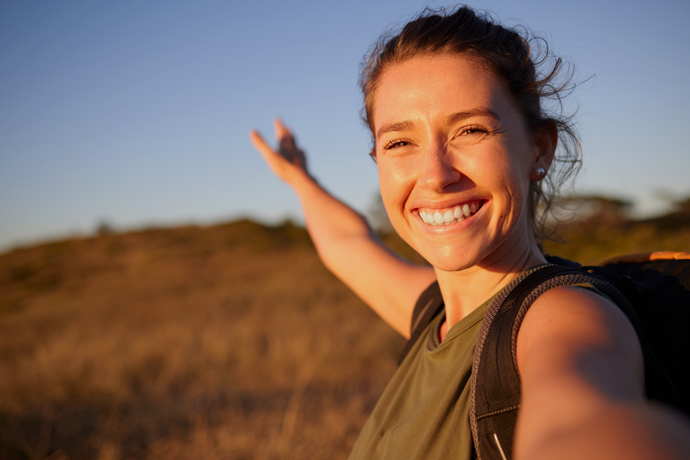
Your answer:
[417,144,461,192]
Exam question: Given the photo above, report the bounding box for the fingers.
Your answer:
[249,129,277,162]
[249,118,290,154]
[249,128,291,182]
[274,118,289,140]
[273,118,297,151]
[249,119,308,181]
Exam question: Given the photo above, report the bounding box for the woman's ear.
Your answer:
[531,122,558,181]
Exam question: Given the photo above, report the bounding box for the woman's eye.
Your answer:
[383,139,411,150]
[459,125,487,136]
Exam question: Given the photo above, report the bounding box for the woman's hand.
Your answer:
[249,118,309,185]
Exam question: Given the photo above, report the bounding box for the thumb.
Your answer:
[249,130,277,162]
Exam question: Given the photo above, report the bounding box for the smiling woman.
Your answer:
[249,5,690,460]
[371,54,552,275]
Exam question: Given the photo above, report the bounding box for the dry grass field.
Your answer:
[1,212,688,459]
[0,220,411,460]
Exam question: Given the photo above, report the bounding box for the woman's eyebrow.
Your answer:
[376,121,415,141]
[445,109,500,125]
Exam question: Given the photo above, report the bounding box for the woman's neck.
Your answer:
[435,243,547,341]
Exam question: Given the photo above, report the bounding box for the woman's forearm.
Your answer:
[290,169,434,336]
[518,403,690,460]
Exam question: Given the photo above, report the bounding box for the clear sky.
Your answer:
[2,0,689,252]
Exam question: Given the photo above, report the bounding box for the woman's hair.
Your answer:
[359,5,581,245]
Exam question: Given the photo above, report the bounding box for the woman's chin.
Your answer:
[430,260,476,273]
[415,247,482,273]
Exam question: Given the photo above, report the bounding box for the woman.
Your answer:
[250,6,690,460]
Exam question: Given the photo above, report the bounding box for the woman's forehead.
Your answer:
[372,54,515,130]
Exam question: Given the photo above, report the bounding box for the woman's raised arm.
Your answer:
[249,119,435,337]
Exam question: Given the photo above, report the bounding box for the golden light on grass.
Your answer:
[0,220,403,459]
[1,214,688,458]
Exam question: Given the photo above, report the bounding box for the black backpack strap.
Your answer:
[398,281,444,365]
[398,257,583,366]
[469,265,637,460]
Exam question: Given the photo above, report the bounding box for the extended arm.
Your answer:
[515,287,690,460]
[249,119,435,337]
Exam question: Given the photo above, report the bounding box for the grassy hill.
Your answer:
[1,214,688,459]
[0,220,407,459]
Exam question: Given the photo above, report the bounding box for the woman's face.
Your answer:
[372,53,549,272]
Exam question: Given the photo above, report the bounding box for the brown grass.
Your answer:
[1,216,688,459]
[0,220,403,459]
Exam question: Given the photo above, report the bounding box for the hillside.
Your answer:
[1,214,688,459]
[0,220,407,459]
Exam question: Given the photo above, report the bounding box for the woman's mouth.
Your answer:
[417,201,483,226]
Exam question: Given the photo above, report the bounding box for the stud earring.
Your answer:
[534,167,546,179]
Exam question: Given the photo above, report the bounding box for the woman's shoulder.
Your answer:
[516,285,645,403]
[519,285,642,356]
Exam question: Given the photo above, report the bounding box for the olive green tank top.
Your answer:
[347,270,607,460]
[348,293,495,460]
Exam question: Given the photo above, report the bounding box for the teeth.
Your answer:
[418,202,481,226]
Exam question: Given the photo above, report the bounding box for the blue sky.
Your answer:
[2,0,689,251]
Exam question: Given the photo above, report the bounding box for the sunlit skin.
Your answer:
[372,54,555,329]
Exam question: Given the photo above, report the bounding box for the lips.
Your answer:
[417,201,483,226]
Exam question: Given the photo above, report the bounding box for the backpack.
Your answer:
[400,252,690,460]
